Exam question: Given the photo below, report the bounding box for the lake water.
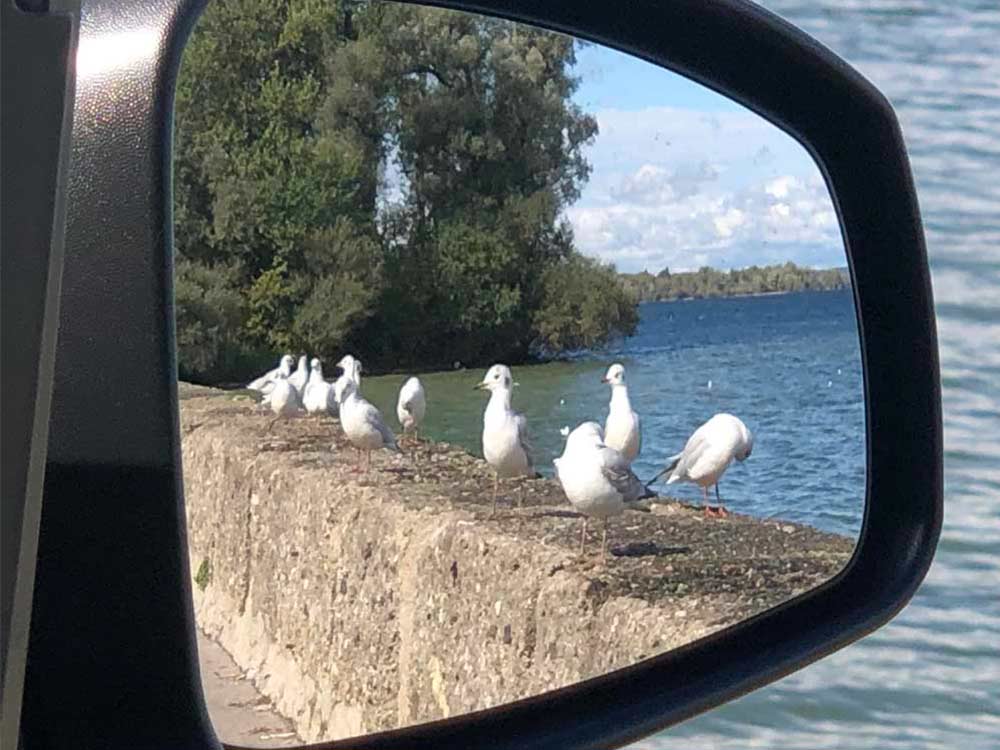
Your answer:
[635,1,998,748]
[365,290,866,538]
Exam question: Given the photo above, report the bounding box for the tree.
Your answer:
[534,255,639,353]
[341,4,603,367]
[172,0,637,381]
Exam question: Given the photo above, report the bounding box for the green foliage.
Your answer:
[534,255,640,353]
[174,259,251,382]
[194,558,212,591]
[620,262,849,302]
[173,0,635,380]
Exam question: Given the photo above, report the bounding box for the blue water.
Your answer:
[366,290,866,538]
[608,292,865,537]
[631,2,1000,748]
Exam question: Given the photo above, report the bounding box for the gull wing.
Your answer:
[247,365,278,391]
[600,447,652,502]
[668,427,713,481]
[363,401,398,451]
[515,412,535,471]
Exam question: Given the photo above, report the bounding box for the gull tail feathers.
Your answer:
[644,452,682,487]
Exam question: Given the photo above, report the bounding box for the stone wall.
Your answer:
[181,387,853,743]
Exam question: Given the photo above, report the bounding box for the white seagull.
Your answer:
[476,364,534,514]
[396,376,427,438]
[265,372,301,432]
[602,363,641,463]
[288,355,310,398]
[554,421,655,561]
[303,357,336,416]
[246,353,294,392]
[339,378,399,472]
[651,413,754,518]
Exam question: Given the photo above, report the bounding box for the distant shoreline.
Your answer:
[637,286,849,304]
[620,262,850,304]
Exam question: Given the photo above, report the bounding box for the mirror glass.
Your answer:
[174,1,864,744]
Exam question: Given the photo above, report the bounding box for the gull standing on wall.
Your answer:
[303,357,336,416]
[288,355,310,399]
[246,353,294,392]
[602,363,641,464]
[650,413,754,517]
[554,421,654,561]
[477,364,534,514]
[265,371,301,432]
[396,376,427,439]
[338,378,399,472]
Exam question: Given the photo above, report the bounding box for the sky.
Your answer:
[566,42,845,274]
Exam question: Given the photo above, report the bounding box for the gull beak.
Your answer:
[513,381,520,388]
[600,376,609,383]
[474,382,488,391]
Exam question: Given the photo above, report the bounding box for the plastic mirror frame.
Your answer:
[21,0,942,748]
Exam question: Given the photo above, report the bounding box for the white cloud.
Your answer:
[765,175,799,199]
[566,107,845,272]
[714,208,746,238]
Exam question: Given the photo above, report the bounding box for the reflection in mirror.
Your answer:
[174,1,863,744]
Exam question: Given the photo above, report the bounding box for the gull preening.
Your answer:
[338,378,399,472]
[246,353,294,392]
[651,413,753,518]
[554,422,654,561]
[477,364,534,514]
[288,355,309,398]
[303,357,336,416]
[396,376,427,438]
[265,372,301,432]
[602,362,641,463]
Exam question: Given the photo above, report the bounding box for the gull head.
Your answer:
[601,363,626,386]
[280,354,295,371]
[476,364,514,392]
[310,357,321,370]
[336,354,361,381]
[736,422,754,461]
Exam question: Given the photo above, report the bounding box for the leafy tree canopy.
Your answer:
[174,0,636,382]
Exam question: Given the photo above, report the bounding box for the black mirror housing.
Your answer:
[8,1,941,748]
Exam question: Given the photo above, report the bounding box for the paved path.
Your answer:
[197,630,301,748]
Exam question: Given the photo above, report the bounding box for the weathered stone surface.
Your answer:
[180,384,853,743]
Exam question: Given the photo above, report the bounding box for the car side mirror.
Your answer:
[6,1,941,749]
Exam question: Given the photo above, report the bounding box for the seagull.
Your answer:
[476,364,534,514]
[554,422,655,561]
[288,355,309,398]
[303,358,336,416]
[265,372,301,432]
[246,354,294,392]
[333,354,361,406]
[396,376,427,439]
[602,363,641,463]
[649,413,753,518]
[338,378,399,472]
